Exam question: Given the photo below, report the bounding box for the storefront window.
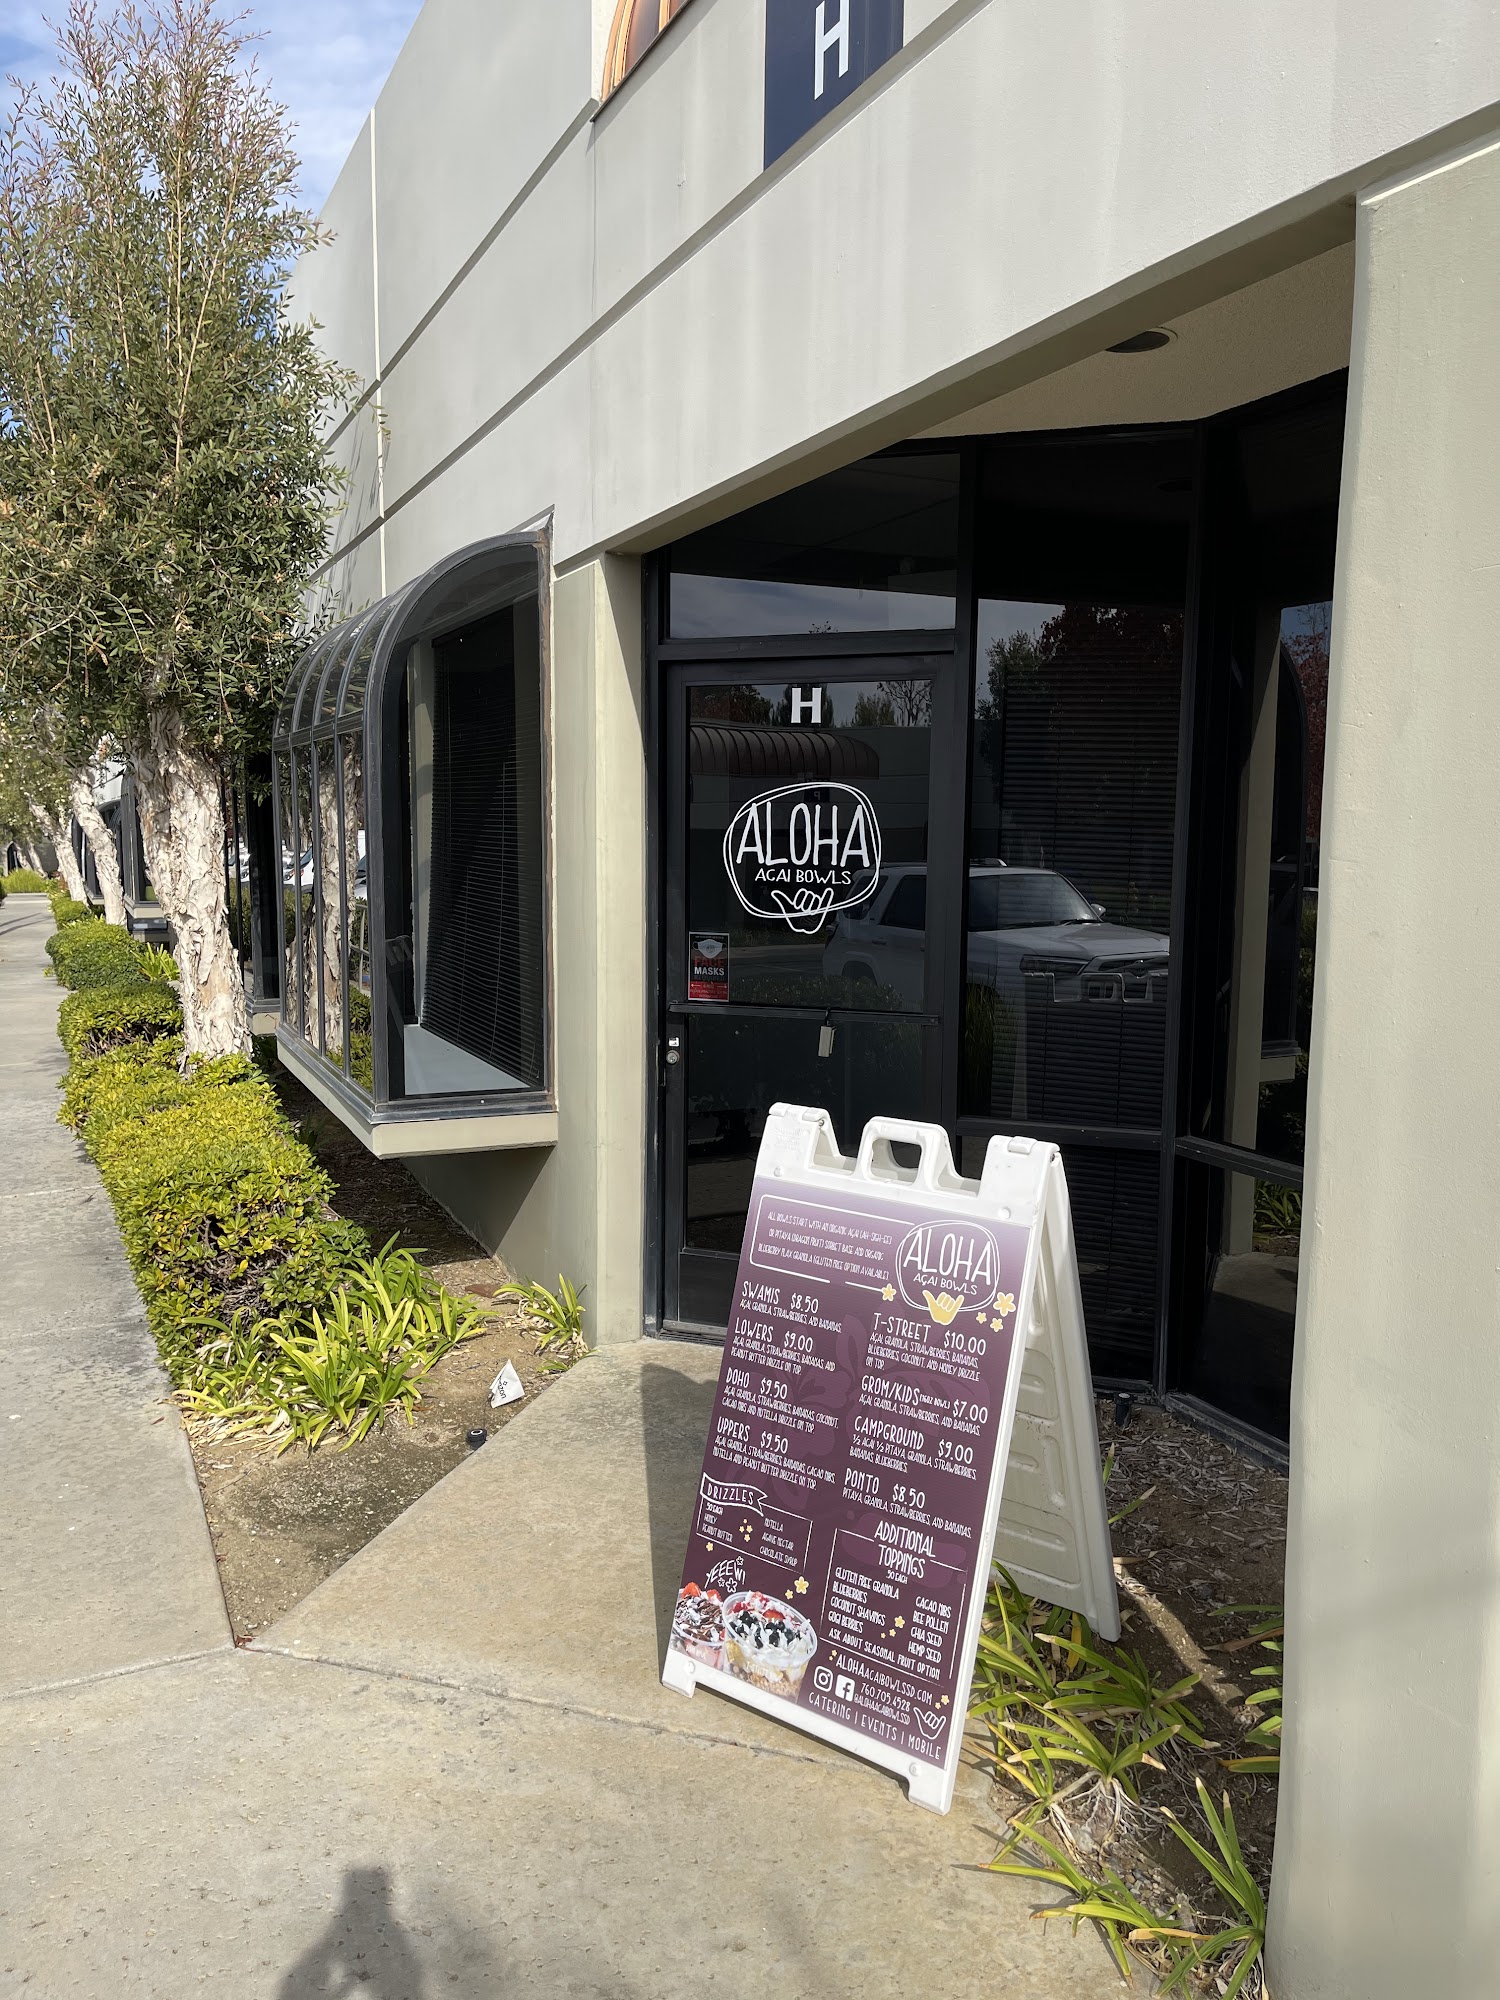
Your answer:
[396,599,547,1095]
[1248,601,1328,1166]
[272,536,554,1148]
[1178,1162,1300,1443]
[964,436,1191,1127]
[668,451,960,638]
[959,1137,1161,1381]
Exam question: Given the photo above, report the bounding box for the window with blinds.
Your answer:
[962,431,1191,1381]
[420,599,546,1093]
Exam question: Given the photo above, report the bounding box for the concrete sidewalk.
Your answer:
[0,894,1121,1998]
[0,894,230,1695]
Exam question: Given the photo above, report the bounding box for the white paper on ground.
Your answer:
[489,1360,525,1409]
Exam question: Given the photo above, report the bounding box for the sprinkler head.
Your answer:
[466,1428,488,1450]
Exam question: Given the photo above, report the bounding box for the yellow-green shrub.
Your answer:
[60,1039,187,1145]
[58,983,181,1060]
[46,918,159,991]
[49,894,93,927]
[2,867,51,892]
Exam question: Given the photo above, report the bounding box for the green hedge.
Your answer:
[61,1038,189,1148]
[49,895,94,928]
[58,983,183,1060]
[47,917,177,992]
[2,867,51,893]
[59,1003,366,1379]
[46,928,496,1445]
[47,919,149,990]
[86,1060,364,1378]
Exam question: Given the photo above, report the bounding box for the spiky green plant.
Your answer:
[1215,1604,1284,1775]
[498,1272,588,1370]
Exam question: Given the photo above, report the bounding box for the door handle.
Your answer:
[665,1034,682,1068]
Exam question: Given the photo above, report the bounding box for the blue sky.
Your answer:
[0,1,424,211]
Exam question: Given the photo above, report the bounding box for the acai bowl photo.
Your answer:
[722,1590,818,1700]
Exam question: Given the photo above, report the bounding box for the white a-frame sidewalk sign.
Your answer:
[663,1107,1119,1816]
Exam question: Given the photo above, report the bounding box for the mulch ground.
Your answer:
[993,1399,1289,1910]
[184,1065,567,1642]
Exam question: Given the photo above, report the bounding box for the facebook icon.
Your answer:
[763,0,905,168]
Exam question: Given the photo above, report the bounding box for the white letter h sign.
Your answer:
[814,0,850,100]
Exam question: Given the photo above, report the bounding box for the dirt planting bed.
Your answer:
[185,1065,568,1643]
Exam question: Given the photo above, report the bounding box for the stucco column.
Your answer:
[1268,130,1500,1997]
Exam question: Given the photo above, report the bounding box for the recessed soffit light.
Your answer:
[1107,329,1174,355]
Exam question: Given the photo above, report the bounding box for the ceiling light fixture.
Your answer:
[1107,329,1174,354]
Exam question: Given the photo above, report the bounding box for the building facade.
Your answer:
[282,5,1500,1992]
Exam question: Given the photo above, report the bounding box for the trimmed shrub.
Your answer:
[43,922,485,1450]
[47,918,152,991]
[58,983,182,1060]
[91,1062,366,1377]
[50,896,94,928]
[60,1039,190,1149]
[2,867,51,893]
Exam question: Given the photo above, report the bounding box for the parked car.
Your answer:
[823,863,1169,1007]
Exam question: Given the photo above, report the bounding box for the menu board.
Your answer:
[664,1113,1045,1814]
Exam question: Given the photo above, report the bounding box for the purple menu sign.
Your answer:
[667,1166,1030,1788]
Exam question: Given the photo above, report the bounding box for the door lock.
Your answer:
[665,1034,682,1067]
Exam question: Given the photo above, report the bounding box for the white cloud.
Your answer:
[0,0,423,211]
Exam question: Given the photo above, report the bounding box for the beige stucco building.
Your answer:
[268,5,1500,1991]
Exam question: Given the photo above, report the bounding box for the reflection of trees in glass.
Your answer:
[1280,604,1330,843]
[315,749,345,1062]
[694,686,774,723]
[973,605,1183,926]
[1254,604,1330,1168]
[851,680,932,728]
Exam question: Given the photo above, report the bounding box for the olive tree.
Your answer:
[0,0,351,1054]
[0,712,89,899]
[0,681,132,918]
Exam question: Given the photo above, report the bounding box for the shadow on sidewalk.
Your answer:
[275,1864,647,1999]
[277,1868,430,1999]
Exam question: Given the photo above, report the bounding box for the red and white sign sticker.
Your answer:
[689,932,730,1001]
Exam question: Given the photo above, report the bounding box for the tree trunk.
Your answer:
[29,800,86,901]
[69,774,128,926]
[21,840,45,874]
[132,708,249,1059]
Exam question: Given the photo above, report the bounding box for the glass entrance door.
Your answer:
[661,661,953,1328]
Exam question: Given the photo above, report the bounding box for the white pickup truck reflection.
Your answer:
[822,863,1169,1007]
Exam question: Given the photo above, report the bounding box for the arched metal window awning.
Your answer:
[272,534,555,1156]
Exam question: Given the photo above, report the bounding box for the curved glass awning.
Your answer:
[271,535,556,1157]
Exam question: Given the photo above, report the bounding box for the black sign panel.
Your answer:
[764,0,905,168]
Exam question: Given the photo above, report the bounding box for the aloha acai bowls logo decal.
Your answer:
[723,781,882,934]
[895,1218,1004,1327]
